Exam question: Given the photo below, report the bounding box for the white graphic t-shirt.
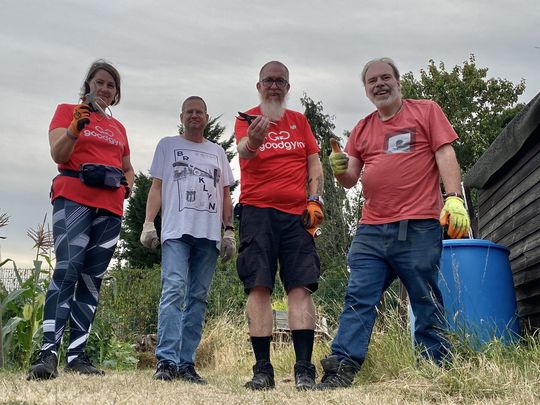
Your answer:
[150,136,234,247]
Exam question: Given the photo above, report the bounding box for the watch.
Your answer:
[307,195,324,205]
[443,192,464,200]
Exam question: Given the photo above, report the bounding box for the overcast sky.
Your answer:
[1,0,539,267]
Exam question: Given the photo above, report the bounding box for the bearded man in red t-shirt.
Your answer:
[316,58,470,389]
[234,61,324,391]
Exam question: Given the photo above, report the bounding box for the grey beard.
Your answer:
[260,99,286,121]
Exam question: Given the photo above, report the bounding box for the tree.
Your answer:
[400,54,526,173]
[117,117,237,269]
[301,95,358,317]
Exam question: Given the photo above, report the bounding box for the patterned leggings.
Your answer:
[41,198,121,362]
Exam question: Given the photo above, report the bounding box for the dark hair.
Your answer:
[259,61,289,81]
[80,59,122,105]
[181,96,207,112]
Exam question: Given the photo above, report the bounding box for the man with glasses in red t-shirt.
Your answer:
[234,61,324,391]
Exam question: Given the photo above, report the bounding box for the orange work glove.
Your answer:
[439,196,470,239]
[302,201,324,229]
[67,104,91,138]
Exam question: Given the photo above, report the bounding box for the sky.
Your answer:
[1,0,539,268]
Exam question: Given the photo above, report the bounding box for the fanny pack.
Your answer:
[59,163,127,189]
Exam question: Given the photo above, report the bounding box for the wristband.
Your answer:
[224,225,234,232]
[245,140,258,153]
[443,192,464,200]
[66,130,78,141]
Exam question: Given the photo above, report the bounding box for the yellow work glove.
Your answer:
[329,138,349,175]
[439,196,470,239]
[140,222,160,249]
[220,228,236,263]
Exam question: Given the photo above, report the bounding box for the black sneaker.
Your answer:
[315,355,357,390]
[178,364,207,385]
[27,350,58,380]
[294,360,316,390]
[244,360,275,390]
[65,353,105,376]
[153,360,177,381]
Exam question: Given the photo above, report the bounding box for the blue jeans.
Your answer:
[156,235,218,367]
[331,220,448,368]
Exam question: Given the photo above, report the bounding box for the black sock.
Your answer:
[292,329,315,363]
[250,336,271,363]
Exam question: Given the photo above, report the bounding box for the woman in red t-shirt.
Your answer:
[27,60,134,380]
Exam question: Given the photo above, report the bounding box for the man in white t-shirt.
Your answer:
[140,96,235,383]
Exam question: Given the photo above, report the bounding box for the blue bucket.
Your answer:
[439,239,520,346]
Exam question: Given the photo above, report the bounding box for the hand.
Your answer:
[220,229,236,263]
[246,115,270,149]
[302,201,324,228]
[439,196,470,239]
[140,221,160,249]
[68,104,91,138]
[329,138,349,175]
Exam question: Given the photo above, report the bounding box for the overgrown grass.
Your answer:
[2,308,540,404]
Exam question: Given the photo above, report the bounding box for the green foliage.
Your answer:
[85,305,138,370]
[116,172,162,269]
[1,216,53,369]
[97,266,162,341]
[301,94,356,317]
[400,54,526,173]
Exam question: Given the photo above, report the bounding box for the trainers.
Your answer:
[315,355,357,390]
[178,364,207,385]
[27,350,58,380]
[65,353,105,376]
[244,360,275,390]
[153,360,177,381]
[294,360,316,390]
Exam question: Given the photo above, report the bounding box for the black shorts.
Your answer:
[236,205,320,294]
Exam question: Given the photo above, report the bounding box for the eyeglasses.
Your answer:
[260,78,288,88]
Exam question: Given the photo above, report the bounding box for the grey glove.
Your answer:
[140,221,160,249]
[220,229,236,263]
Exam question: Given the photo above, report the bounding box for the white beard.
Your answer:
[259,97,286,121]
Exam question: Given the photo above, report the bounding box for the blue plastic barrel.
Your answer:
[438,239,520,346]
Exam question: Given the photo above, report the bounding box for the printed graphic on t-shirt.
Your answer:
[385,128,416,154]
[259,129,306,152]
[81,124,126,148]
[172,148,221,213]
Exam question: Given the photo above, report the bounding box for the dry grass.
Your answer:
[2,312,540,404]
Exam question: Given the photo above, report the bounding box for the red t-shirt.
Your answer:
[345,99,458,224]
[49,104,130,216]
[234,106,320,215]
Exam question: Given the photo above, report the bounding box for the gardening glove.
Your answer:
[140,221,160,249]
[302,201,324,229]
[67,104,91,138]
[439,196,470,239]
[220,228,236,263]
[329,138,349,175]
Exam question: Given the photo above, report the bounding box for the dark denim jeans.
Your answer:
[331,219,448,368]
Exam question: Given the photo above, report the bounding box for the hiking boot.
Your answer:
[315,355,357,390]
[244,360,275,390]
[27,350,58,380]
[178,364,207,385]
[294,360,316,390]
[65,353,105,376]
[153,360,177,381]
